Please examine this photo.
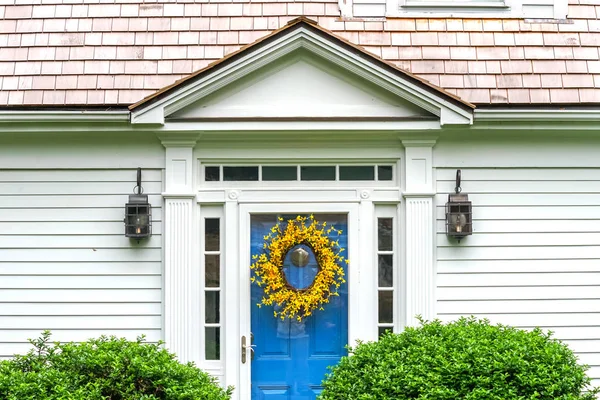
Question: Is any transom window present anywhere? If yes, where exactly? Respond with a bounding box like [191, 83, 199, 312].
[203, 165, 394, 183]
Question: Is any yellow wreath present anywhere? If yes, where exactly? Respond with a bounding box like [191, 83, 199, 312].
[250, 215, 348, 321]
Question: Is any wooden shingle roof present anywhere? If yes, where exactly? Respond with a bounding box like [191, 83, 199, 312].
[0, 0, 598, 106]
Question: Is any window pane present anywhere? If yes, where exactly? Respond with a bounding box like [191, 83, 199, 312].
[378, 218, 393, 251]
[205, 166, 220, 181]
[378, 255, 393, 287]
[205, 255, 220, 287]
[378, 327, 393, 338]
[205, 327, 220, 360]
[378, 166, 393, 181]
[262, 166, 297, 181]
[339, 166, 375, 181]
[223, 166, 259, 181]
[378, 291, 393, 323]
[205, 291, 220, 323]
[205, 218, 220, 251]
[300, 166, 336, 181]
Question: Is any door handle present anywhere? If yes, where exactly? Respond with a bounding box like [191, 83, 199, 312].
[241, 335, 256, 364]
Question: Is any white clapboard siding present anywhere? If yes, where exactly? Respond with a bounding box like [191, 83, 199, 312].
[439, 259, 600, 273]
[0, 235, 162, 248]
[0, 207, 163, 222]
[0, 194, 162, 208]
[0, 262, 161, 275]
[1, 303, 161, 316]
[0, 289, 161, 302]
[435, 165, 600, 384]
[0, 167, 163, 358]
[436, 219, 600, 233]
[0, 221, 162, 236]
[438, 299, 600, 314]
[0, 330, 162, 343]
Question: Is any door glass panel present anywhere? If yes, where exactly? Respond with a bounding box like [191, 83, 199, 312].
[251, 213, 348, 400]
[282, 244, 319, 290]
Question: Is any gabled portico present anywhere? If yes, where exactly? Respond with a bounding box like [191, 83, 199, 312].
[130, 17, 474, 400]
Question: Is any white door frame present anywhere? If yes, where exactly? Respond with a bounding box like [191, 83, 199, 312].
[234, 202, 360, 400]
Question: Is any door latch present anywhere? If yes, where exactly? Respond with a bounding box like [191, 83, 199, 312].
[241, 335, 256, 364]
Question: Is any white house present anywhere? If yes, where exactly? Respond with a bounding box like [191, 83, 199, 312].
[0, 0, 600, 398]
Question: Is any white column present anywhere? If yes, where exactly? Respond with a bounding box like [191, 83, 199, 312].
[160, 133, 200, 364]
[402, 139, 436, 326]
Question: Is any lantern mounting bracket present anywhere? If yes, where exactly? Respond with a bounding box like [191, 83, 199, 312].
[455, 169, 462, 194]
[133, 167, 144, 195]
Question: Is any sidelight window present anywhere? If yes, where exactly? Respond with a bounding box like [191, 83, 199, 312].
[203, 213, 223, 361]
[376, 207, 398, 337]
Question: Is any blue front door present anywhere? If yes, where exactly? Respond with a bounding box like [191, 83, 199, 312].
[250, 214, 348, 400]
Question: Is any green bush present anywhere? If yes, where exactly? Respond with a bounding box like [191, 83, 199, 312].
[321, 317, 599, 400]
[0, 331, 232, 400]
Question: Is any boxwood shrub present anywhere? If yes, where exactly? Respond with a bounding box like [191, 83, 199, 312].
[0, 331, 232, 400]
[321, 317, 599, 400]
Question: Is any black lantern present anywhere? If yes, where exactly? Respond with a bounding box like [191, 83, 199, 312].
[124, 168, 152, 239]
[445, 170, 472, 240]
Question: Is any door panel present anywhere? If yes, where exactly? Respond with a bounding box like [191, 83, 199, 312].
[251, 214, 348, 400]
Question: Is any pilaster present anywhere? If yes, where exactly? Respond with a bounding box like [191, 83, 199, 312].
[160, 133, 200, 363]
[402, 139, 436, 326]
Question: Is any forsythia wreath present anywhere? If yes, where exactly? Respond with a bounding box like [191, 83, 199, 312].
[250, 215, 348, 321]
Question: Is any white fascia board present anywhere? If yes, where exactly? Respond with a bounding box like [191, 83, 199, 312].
[160, 119, 442, 132]
[131, 26, 473, 126]
[0, 110, 130, 123]
[474, 108, 600, 122]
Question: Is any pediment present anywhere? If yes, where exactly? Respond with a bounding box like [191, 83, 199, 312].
[169, 54, 432, 120]
[130, 18, 473, 126]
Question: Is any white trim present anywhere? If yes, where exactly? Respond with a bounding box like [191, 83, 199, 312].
[164, 197, 200, 364]
[374, 205, 401, 334]
[161, 134, 201, 366]
[401, 139, 436, 326]
[359, 197, 377, 341]
[130, 25, 473, 126]
[0, 110, 130, 123]
[404, 197, 435, 326]
[386, 0, 524, 18]
[161, 120, 442, 132]
[199, 206, 225, 377]
[474, 109, 600, 122]
[238, 202, 360, 399]
[224, 199, 241, 397]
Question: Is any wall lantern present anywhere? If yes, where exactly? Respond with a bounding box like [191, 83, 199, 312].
[124, 167, 152, 239]
[445, 169, 472, 240]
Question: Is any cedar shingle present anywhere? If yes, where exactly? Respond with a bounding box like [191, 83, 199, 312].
[1, 1, 598, 106]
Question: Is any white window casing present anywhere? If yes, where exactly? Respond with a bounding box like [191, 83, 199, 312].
[347, 0, 567, 20]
